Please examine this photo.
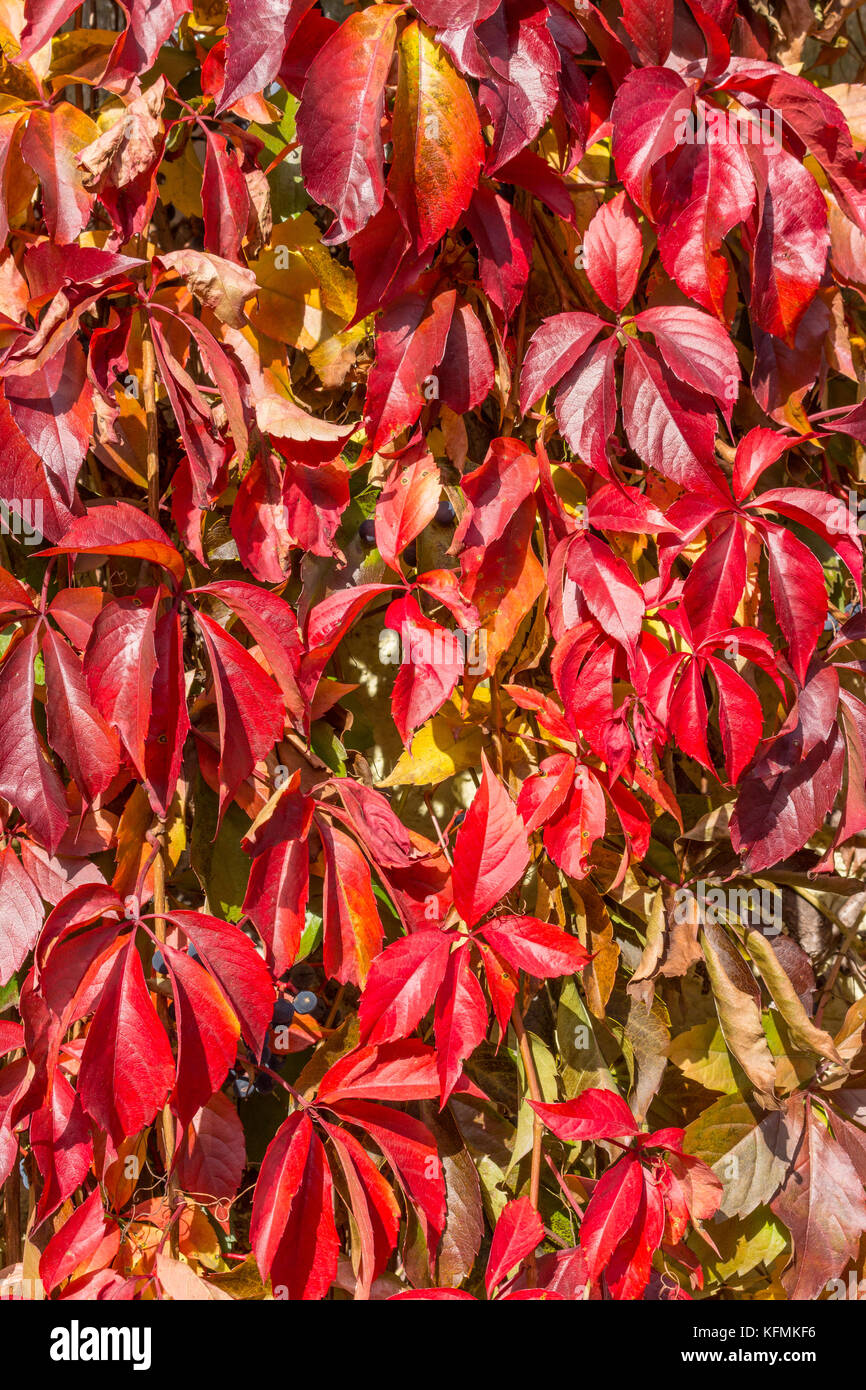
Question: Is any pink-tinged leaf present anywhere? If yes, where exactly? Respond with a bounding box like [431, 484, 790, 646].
[390, 20, 484, 253]
[464, 184, 533, 320]
[219, 0, 316, 112]
[175, 1092, 246, 1201]
[297, 5, 403, 243]
[0, 629, 69, 855]
[163, 943, 240, 1129]
[532, 1087, 640, 1142]
[78, 940, 175, 1143]
[519, 311, 606, 413]
[364, 286, 456, 453]
[250, 1111, 339, 1300]
[620, 0, 673, 65]
[453, 753, 530, 929]
[733, 427, 793, 503]
[452, 437, 538, 565]
[39, 1187, 110, 1294]
[19, 1, 83, 59]
[477, 1, 560, 171]
[166, 912, 274, 1060]
[567, 534, 645, 658]
[386, 595, 463, 747]
[579, 1154, 645, 1284]
[191, 581, 304, 727]
[21, 105, 97, 244]
[319, 822, 383, 988]
[479, 915, 591, 977]
[194, 610, 285, 816]
[40, 501, 185, 583]
[433, 944, 488, 1104]
[42, 628, 120, 804]
[621, 338, 725, 499]
[84, 595, 158, 783]
[436, 301, 495, 415]
[611, 67, 693, 213]
[656, 125, 755, 320]
[0, 843, 44, 987]
[5, 339, 93, 508]
[747, 141, 829, 344]
[486, 1196, 544, 1296]
[31, 1070, 93, 1223]
[375, 442, 441, 574]
[555, 335, 620, 477]
[582, 192, 643, 313]
[359, 929, 451, 1045]
[633, 304, 740, 414]
[764, 524, 827, 685]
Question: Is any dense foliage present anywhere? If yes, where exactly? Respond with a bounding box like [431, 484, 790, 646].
[1, 0, 866, 1302]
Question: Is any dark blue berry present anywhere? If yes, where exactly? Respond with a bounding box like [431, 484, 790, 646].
[254, 1072, 275, 1095]
[405, 541, 417, 567]
[152, 949, 165, 974]
[232, 1075, 253, 1100]
[359, 519, 376, 547]
[273, 997, 295, 1026]
[294, 990, 318, 1015]
[435, 498, 454, 526]
[188, 942, 199, 960]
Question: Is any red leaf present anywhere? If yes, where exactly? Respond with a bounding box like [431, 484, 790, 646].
[163, 942, 240, 1129]
[319, 822, 383, 988]
[480, 915, 592, 977]
[582, 192, 643, 313]
[0, 628, 69, 855]
[194, 610, 285, 816]
[579, 1153, 645, 1285]
[452, 753, 530, 928]
[0, 843, 44, 987]
[531, 1088, 640, 1142]
[78, 940, 175, 1143]
[84, 595, 158, 783]
[364, 286, 456, 453]
[386, 594, 463, 746]
[486, 1196, 544, 1296]
[219, 0, 316, 112]
[297, 5, 403, 244]
[166, 911, 274, 1060]
[359, 929, 452, 1045]
[40, 501, 185, 583]
[375, 442, 441, 574]
[250, 1111, 339, 1300]
[433, 943, 488, 1103]
[39, 1187, 110, 1294]
[43, 627, 120, 804]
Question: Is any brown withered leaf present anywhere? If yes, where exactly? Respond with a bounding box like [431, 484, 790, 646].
[701, 921, 779, 1111]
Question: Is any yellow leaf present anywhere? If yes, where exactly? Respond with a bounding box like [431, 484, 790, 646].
[249, 214, 357, 349]
[378, 712, 483, 788]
